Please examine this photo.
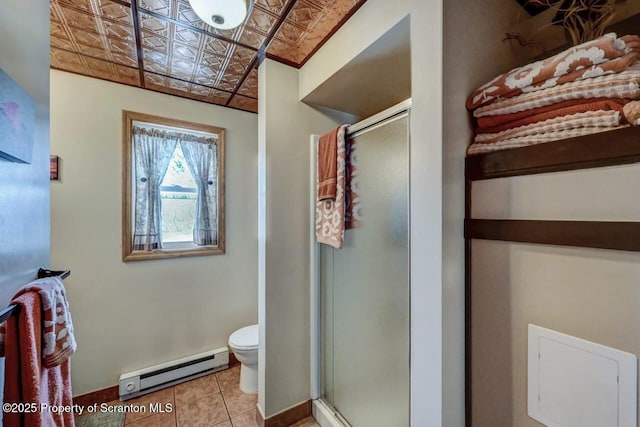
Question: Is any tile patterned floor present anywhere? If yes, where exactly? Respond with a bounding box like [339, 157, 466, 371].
[76, 365, 319, 427]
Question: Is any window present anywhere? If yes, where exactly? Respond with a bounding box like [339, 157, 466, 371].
[122, 111, 225, 261]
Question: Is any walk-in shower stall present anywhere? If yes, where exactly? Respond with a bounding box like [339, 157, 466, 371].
[310, 100, 411, 427]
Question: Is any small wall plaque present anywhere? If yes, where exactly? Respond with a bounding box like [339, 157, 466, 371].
[50, 155, 59, 180]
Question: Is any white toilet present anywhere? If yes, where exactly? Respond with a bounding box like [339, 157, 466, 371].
[228, 324, 259, 394]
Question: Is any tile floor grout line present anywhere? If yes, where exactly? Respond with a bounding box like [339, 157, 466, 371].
[172, 387, 178, 427]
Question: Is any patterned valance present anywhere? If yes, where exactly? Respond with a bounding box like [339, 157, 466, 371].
[132, 126, 218, 145]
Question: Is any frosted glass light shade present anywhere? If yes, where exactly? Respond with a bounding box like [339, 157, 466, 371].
[188, 0, 251, 30]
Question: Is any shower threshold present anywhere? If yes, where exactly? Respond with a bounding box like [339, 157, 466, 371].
[313, 399, 352, 427]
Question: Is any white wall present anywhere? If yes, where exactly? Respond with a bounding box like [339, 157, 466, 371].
[0, 0, 50, 409]
[258, 59, 352, 417]
[50, 70, 258, 395]
[298, 0, 446, 424]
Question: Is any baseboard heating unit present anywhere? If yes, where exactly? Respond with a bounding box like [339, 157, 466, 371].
[119, 347, 229, 400]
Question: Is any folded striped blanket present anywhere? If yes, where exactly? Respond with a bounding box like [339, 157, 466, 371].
[476, 98, 629, 134]
[474, 110, 622, 144]
[468, 125, 630, 155]
[467, 33, 640, 110]
[474, 63, 640, 117]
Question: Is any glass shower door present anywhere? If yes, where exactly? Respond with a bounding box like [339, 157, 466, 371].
[320, 112, 409, 426]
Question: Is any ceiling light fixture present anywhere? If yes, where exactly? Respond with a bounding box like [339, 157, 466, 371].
[188, 0, 254, 30]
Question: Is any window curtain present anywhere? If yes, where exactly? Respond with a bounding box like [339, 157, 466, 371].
[132, 127, 177, 250]
[180, 139, 218, 246]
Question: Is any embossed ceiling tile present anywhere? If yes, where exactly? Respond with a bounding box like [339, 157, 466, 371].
[82, 57, 121, 83]
[210, 90, 231, 104]
[145, 73, 167, 86]
[51, 21, 69, 40]
[51, 35, 76, 52]
[200, 52, 225, 70]
[294, 0, 362, 60]
[140, 12, 170, 37]
[306, 0, 332, 7]
[50, 3, 63, 23]
[115, 65, 141, 86]
[109, 38, 137, 57]
[51, 48, 86, 72]
[69, 29, 104, 49]
[219, 54, 248, 88]
[169, 57, 196, 78]
[145, 62, 169, 74]
[167, 78, 190, 92]
[230, 45, 256, 66]
[76, 44, 110, 60]
[51, 57, 86, 75]
[176, 0, 204, 28]
[141, 33, 169, 53]
[215, 79, 238, 92]
[194, 64, 220, 86]
[139, 0, 170, 16]
[228, 94, 258, 113]
[103, 20, 136, 41]
[172, 42, 199, 60]
[174, 25, 203, 48]
[204, 36, 230, 57]
[111, 54, 138, 68]
[266, 37, 297, 61]
[244, 5, 278, 34]
[143, 48, 169, 72]
[273, 21, 304, 44]
[237, 68, 258, 98]
[238, 27, 267, 50]
[54, 0, 93, 14]
[59, 6, 100, 33]
[98, 2, 133, 24]
[287, 0, 322, 29]
[188, 84, 211, 97]
[255, 0, 286, 15]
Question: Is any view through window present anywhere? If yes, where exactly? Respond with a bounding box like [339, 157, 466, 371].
[160, 144, 197, 243]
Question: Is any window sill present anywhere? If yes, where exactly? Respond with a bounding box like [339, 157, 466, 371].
[122, 245, 225, 262]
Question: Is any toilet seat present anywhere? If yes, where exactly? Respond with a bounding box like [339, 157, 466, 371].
[229, 324, 258, 351]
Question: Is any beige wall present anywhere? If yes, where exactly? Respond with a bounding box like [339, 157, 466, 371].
[258, 59, 352, 417]
[470, 164, 640, 427]
[472, 240, 640, 427]
[449, 3, 640, 425]
[50, 70, 258, 395]
[473, 164, 640, 221]
[0, 0, 50, 409]
[443, 1, 530, 425]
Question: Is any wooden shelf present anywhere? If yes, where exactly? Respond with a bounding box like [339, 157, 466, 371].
[466, 126, 640, 181]
[465, 219, 640, 252]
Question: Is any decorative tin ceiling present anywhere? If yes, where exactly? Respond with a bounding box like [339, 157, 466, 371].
[50, 0, 367, 113]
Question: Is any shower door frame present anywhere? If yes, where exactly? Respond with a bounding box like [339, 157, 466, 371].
[309, 99, 412, 427]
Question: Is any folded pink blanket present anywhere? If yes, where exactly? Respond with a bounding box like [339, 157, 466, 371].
[0, 277, 76, 367]
[474, 63, 640, 117]
[3, 292, 75, 427]
[467, 33, 640, 110]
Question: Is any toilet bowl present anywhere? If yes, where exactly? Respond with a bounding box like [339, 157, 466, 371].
[228, 324, 259, 394]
